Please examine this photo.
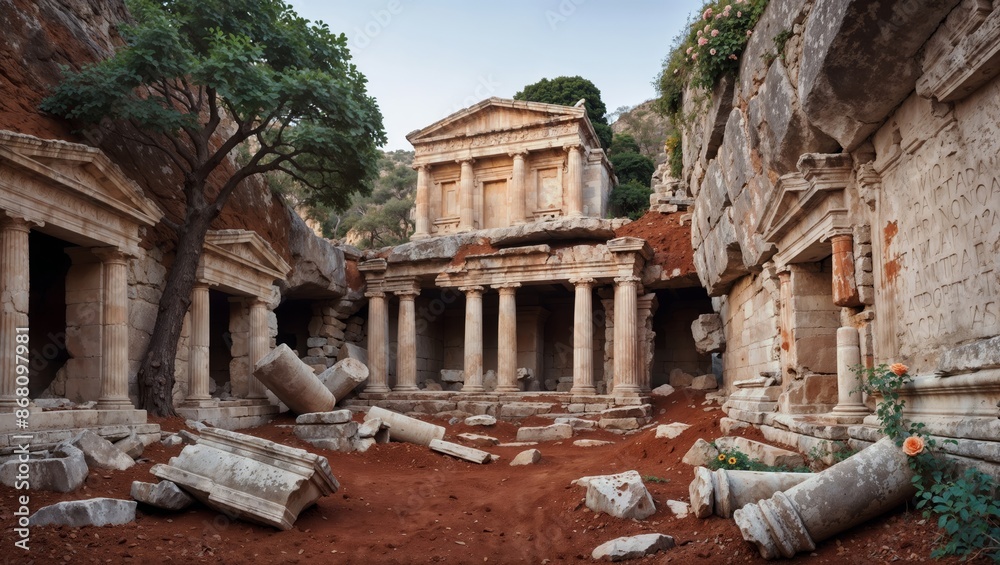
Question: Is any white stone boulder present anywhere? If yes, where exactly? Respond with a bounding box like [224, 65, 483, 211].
[114, 434, 145, 459]
[691, 374, 719, 390]
[429, 439, 493, 464]
[655, 422, 691, 439]
[681, 439, 720, 467]
[464, 415, 497, 426]
[584, 470, 656, 520]
[0, 444, 88, 493]
[591, 533, 675, 561]
[666, 499, 690, 518]
[68, 429, 135, 471]
[457, 433, 499, 447]
[131, 481, 195, 511]
[574, 439, 614, 448]
[510, 449, 542, 466]
[30, 498, 136, 527]
[555, 417, 597, 429]
[691, 313, 725, 354]
[516, 423, 573, 442]
[668, 368, 694, 387]
[650, 384, 676, 397]
[151, 427, 339, 530]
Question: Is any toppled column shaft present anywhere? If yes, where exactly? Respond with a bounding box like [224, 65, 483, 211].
[689, 467, 813, 518]
[734, 437, 915, 559]
[253, 343, 335, 414]
[366, 406, 445, 446]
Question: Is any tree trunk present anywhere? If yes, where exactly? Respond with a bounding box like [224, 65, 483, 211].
[136, 205, 215, 416]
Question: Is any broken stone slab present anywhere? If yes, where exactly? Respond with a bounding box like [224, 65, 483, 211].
[554, 417, 597, 429]
[691, 374, 719, 390]
[319, 358, 369, 403]
[515, 423, 573, 442]
[714, 436, 805, 468]
[177, 430, 200, 445]
[253, 343, 336, 415]
[735, 437, 916, 559]
[440, 369, 465, 383]
[366, 406, 444, 446]
[114, 434, 145, 459]
[681, 439, 720, 467]
[510, 448, 542, 466]
[161, 434, 184, 447]
[592, 533, 675, 561]
[131, 480, 195, 511]
[151, 427, 339, 530]
[338, 342, 368, 366]
[67, 429, 135, 471]
[668, 369, 694, 387]
[655, 422, 691, 439]
[0, 444, 88, 493]
[499, 441, 538, 447]
[297, 410, 353, 425]
[574, 439, 614, 448]
[585, 470, 656, 520]
[429, 439, 493, 464]
[601, 405, 651, 419]
[30, 498, 136, 528]
[464, 415, 497, 426]
[599, 418, 644, 431]
[719, 418, 750, 435]
[294, 421, 359, 441]
[666, 499, 690, 518]
[691, 313, 725, 354]
[357, 417, 390, 442]
[307, 438, 355, 452]
[457, 433, 499, 447]
[185, 419, 209, 432]
[689, 466, 814, 519]
[650, 384, 675, 397]
[352, 437, 377, 453]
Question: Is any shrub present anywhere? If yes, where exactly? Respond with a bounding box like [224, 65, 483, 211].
[608, 181, 652, 220]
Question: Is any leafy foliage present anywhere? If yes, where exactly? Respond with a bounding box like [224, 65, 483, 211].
[333, 150, 416, 248]
[608, 180, 652, 220]
[665, 131, 683, 178]
[514, 75, 612, 149]
[707, 445, 810, 473]
[860, 364, 1000, 562]
[609, 133, 641, 156]
[610, 151, 655, 186]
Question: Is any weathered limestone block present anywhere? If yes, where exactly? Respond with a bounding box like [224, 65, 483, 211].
[294, 422, 359, 440]
[253, 344, 335, 414]
[282, 214, 347, 297]
[655, 422, 691, 439]
[366, 406, 444, 446]
[338, 342, 368, 366]
[692, 313, 726, 354]
[457, 433, 499, 447]
[591, 533, 675, 562]
[682, 439, 720, 467]
[694, 207, 746, 296]
[30, 498, 136, 527]
[357, 417, 390, 442]
[574, 439, 614, 447]
[68, 429, 135, 471]
[691, 374, 719, 390]
[464, 415, 497, 426]
[0, 444, 88, 493]
[938, 335, 1000, 374]
[429, 439, 493, 464]
[555, 417, 597, 429]
[151, 428, 339, 530]
[319, 358, 369, 403]
[601, 405, 651, 419]
[689, 466, 813, 519]
[599, 418, 644, 431]
[131, 480, 195, 511]
[114, 434, 145, 459]
[440, 369, 465, 383]
[297, 410, 352, 425]
[666, 500, 690, 518]
[515, 423, 573, 442]
[650, 384, 675, 397]
[798, 0, 961, 149]
[668, 368, 695, 387]
[715, 436, 805, 468]
[735, 438, 916, 558]
[510, 448, 542, 466]
[584, 470, 656, 520]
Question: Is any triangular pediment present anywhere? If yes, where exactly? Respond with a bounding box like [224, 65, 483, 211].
[407, 97, 587, 144]
[0, 131, 163, 227]
[205, 229, 291, 280]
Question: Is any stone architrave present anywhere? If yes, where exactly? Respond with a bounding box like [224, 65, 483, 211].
[151, 428, 340, 530]
[253, 344, 335, 414]
[734, 437, 916, 559]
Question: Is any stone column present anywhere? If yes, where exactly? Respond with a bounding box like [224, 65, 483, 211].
[613, 276, 641, 396]
[412, 164, 431, 239]
[494, 283, 520, 393]
[777, 268, 794, 380]
[366, 291, 391, 393]
[637, 293, 658, 393]
[830, 234, 860, 307]
[565, 144, 584, 217]
[830, 326, 868, 419]
[184, 283, 215, 406]
[461, 286, 485, 393]
[458, 159, 475, 232]
[394, 288, 420, 392]
[570, 278, 596, 395]
[93, 248, 133, 409]
[0, 216, 30, 411]
[510, 151, 527, 225]
[246, 298, 269, 399]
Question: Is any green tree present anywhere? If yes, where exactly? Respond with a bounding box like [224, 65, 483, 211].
[336, 150, 417, 247]
[40, 0, 385, 415]
[609, 133, 641, 156]
[514, 75, 612, 149]
[609, 180, 652, 220]
[610, 151, 656, 186]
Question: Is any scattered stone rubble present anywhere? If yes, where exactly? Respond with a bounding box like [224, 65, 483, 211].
[429, 439, 494, 464]
[516, 423, 573, 442]
[293, 409, 389, 452]
[591, 533, 675, 561]
[30, 498, 137, 528]
[578, 470, 656, 520]
[0, 443, 88, 493]
[131, 480, 196, 511]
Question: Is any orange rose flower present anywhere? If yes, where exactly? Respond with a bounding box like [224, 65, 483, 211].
[902, 436, 925, 456]
[890, 363, 908, 376]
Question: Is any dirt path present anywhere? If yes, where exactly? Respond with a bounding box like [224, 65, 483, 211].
[0, 390, 971, 564]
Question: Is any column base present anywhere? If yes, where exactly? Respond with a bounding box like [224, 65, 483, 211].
[495, 386, 519, 393]
[182, 397, 219, 409]
[0, 397, 19, 412]
[394, 385, 419, 392]
[570, 385, 597, 395]
[613, 385, 643, 397]
[828, 405, 870, 423]
[365, 385, 392, 394]
[96, 397, 137, 410]
[462, 384, 485, 393]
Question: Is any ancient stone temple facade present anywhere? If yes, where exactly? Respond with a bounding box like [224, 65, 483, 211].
[347, 98, 712, 417]
[681, 0, 1000, 474]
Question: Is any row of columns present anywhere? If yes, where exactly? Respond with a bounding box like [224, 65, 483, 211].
[410, 144, 586, 239]
[364, 275, 644, 397]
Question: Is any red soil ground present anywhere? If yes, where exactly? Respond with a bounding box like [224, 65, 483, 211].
[0, 390, 977, 564]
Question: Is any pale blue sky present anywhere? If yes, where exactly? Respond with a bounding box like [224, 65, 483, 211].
[284, 1, 703, 150]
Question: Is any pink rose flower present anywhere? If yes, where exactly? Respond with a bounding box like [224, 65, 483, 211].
[711, 29, 720, 36]
[902, 436, 925, 456]
[703, 8, 713, 20]
[710, 48, 717, 55]
[698, 37, 709, 45]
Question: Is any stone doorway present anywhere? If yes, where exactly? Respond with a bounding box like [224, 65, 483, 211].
[28, 231, 72, 398]
[208, 289, 233, 395]
[275, 299, 311, 356]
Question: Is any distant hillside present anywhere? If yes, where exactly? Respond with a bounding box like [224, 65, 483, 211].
[610, 100, 670, 165]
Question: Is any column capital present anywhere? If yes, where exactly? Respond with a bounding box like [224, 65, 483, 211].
[412, 163, 430, 172]
[394, 288, 420, 300]
[365, 290, 386, 299]
[92, 246, 133, 263]
[456, 157, 475, 166]
[614, 275, 641, 285]
[460, 285, 485, 296]
[569, 277, 596, 286]
[563, 143, 583, 152]
[508, 149, 529, 159]
[492, 282, 521, 293]
[0, 213, 39, 232]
